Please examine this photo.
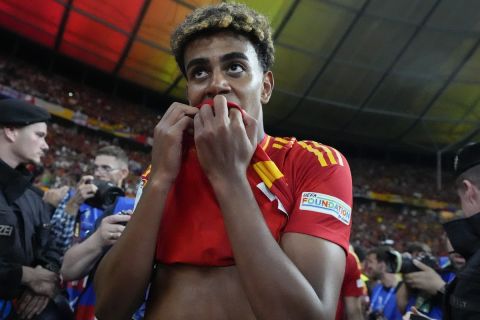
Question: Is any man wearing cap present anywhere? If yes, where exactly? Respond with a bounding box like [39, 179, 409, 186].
[0, 98, 66, 319]
[95, 3, 352, 320]
[441, 142, 480, 319]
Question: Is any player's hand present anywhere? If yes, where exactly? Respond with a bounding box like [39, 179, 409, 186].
[150, 102, 198, 183]
[21, 266, 59, 297]
[194, 95, 258, 182]
[16, 289, 50, 320]
[403, 260, 445, 295]
[93, 214, 131, 246]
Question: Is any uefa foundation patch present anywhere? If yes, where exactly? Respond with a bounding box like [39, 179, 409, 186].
[300, 192, 351, 225]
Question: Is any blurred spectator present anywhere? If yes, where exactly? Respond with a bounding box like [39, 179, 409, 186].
[336, 245, 367, 320]
[0, 53, 161, 137]
[351, 201, 445, 256]
[59, 146, 132, 320]
[364, 246, 403, 320]
[351, 157, 456, 203]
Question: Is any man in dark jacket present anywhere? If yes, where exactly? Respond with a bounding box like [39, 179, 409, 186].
[442, 142, 480, 319]
[0, 98, 63, 319]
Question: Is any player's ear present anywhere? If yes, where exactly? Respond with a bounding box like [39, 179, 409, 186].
[261, 71, 274, 104]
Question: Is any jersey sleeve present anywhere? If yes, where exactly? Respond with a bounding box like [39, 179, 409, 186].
[342, 253, 365, 297]
[283, 141, 352, 253]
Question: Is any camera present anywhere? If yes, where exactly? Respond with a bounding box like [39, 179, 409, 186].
[84, 179, 125, 209]
[385, 249, 439, 274]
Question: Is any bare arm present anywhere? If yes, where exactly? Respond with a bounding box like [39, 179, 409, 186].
[212, 176, 345, 319]
[61, 214, 130, 281]
[94, 103, 197, 320]
[195, 96, 347, 319]
[396, 282, 409, 314]
[344, 296, 365, 320]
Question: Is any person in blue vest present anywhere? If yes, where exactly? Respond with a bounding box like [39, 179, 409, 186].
[364, 246, 403, 320]
[396, 239, 465, 319]
[57, 145, 133, 320]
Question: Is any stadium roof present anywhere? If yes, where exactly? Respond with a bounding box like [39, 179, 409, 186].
[1, 0, 480, 154]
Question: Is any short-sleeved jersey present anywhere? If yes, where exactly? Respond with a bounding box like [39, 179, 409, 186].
[139, 134, 352, 266]
[274, 136, 352, 249]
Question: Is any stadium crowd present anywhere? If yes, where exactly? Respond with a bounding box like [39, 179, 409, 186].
[0, 40, 468, 320]
[1, 53, 454, 255]
[0, 53, 160, 137]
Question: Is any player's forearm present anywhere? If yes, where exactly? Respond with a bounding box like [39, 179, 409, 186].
[61, 237, 104, 281]
[94, 177, 171, 320]
[212, 176, 327, 320]
[344, 297, 365, 320]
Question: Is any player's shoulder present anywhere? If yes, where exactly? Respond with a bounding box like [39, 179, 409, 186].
[265, 136, 296, 150]
[291, 139, 349, 169]
[264, 135, 349, 169]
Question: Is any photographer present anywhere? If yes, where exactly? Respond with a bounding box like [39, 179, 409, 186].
[58, 146, 131, 319]
[0, 99, 69, 319]
[364, 246, 403, 320]
[395, 243, 445, 319]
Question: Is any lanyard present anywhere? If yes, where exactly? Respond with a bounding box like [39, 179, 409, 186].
[370, 285, 395, 312]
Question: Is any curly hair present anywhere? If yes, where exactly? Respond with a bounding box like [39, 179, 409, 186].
[171, 2, 274, 75]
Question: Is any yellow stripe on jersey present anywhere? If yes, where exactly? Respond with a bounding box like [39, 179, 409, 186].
[298, 141, 328, 167]
[274, 137, 290, 144]
[252, 160, 284, 188]
[270, 137, 294, 150]
[312, 142, 337, 165]
[261, 135, 271, 151]
[332, 147, 344, 166]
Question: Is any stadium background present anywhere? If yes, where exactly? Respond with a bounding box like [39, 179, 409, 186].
[1, 0, 479, 254]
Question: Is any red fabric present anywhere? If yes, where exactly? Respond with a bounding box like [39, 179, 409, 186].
[155, 100, 289, 266]
[196, 98, 245, 115]
[155, 135, 289, 266]
[280, 140, 352, 253]
[144, 107, 352, 266]
[335, 252, 365, 320]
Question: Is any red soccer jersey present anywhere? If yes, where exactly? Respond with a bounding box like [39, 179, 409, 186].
[138, 134, 352, 266]
[273, 137, 352, 250]
[335, 250, 366, 320]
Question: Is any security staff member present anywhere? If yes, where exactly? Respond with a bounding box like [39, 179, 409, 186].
[443, 142, 480, 319]
[0, 99, 63, 319]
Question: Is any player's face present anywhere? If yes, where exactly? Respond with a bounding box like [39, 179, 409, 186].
[183, 31, 273, 124]
[11, 122, 48, 165]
